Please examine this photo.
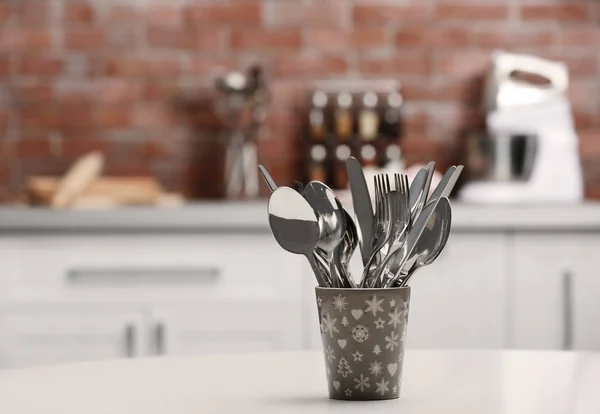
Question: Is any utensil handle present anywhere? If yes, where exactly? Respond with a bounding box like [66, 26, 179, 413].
[307, 253, 330, 287]
[562, 269, 573, 350]
[258, 165, 278, 192]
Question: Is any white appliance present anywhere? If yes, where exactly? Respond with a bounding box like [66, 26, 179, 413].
[459, 50, 584, 204]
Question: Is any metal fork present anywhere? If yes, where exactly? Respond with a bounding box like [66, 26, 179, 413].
[358, 175, 391, 288]
[373, 174, 411, 287]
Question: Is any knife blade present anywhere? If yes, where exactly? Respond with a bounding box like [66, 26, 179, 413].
[345, 157, 375, 267]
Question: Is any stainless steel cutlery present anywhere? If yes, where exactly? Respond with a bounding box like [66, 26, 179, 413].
[260, 159, 462, 288]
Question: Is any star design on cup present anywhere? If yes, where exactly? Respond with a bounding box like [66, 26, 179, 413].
[345, 388, 352, 396]
[317, 297, 323, 307]
[389, 299, 396, 308]
[374, 318, 385, 329]
[352, 351, 363, 361]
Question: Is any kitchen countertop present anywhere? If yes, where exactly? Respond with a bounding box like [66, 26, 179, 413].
[0, 350, 598, 413]
[0, 201, 599, 233]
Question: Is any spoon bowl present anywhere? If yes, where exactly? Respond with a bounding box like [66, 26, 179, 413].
[267, 186, 329, 287]
[398, 197, 452, 287]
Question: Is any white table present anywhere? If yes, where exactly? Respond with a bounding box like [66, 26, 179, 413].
[0, 350, 599, 413]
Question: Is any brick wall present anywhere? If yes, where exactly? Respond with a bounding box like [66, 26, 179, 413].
[1, 0, 599, 200]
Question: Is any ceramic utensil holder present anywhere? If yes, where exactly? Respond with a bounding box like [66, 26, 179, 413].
[315, 287, 411, 401]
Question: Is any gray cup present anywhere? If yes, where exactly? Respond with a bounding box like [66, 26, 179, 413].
[315, 287, 411, 401]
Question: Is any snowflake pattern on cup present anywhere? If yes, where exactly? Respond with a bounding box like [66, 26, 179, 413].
[315, 287, 411, 401]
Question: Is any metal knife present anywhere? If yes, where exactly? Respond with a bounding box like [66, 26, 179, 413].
[345, 157, 375, 267]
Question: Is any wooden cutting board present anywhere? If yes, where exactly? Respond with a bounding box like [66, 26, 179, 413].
[50, 152, 105, 208]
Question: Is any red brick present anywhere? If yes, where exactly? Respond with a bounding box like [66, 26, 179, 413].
[94, 106, 132, 128]
[433, 51, 491, 78]
[13, 83, 53, 103]
[144, 5, 183, 26]
[269, 0, 346, 27]
[353, 4, 432, 25]
[0, 57, 11, 77]
[17, 57, 63, 76]
[521, 3, 591, 22]
[65, 27, 107, 50]
[436, 3, 508, 20]
[185, 2, 261, 25]
[0, 29, 52, 52]
[305, 28, 388, 51]
[131, 104, 175, 127]
[15, 138, 52, 157]
[0, 4, 12, 23]
[105, 6, 137, 23]
[579, 131, 600, 157]
[544, 53, 598, 77]
[62, 138, 111, 157]
[274, 55, 347, 77]
[574, 111, 593, 130]
[17, 1, 50, 26]
[93, 79, 140, 103]
[105, 58, 182, 77]
[395, 26, 469, 48]
[188, 58, 237, 76]
[231, 28, 301, 51]
[470, 27, 557, 49]
[270, 81, 307, 107]
[142, 82, 178, 102]
[107, 26, 137, 50]
[400, 82, 433, 101]
[146, 25, 222, 51]
[53, 81, 92, 104]
[403, 111, 428, 137]
[560, 27, 600, 47]
[65, 2, 95, 23]
[358, 54, 430, 76]
[569, 80, 598, 110]
[141, 140, 173, 158]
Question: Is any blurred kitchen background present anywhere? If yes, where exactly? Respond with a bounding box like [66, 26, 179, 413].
[1, 0, 600, 370]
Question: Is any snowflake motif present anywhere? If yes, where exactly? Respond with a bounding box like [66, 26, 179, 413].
[374, 318, 385, 329]
[352, 351, 363, 361]
[385, 331, 399, 351]
[388, 307, 403, 329]
[392, 384, 398, 395]
[332, 294, 348, 312]
[317, 297, 323, 307]
[345, 388, 352, 397]
[398, 353, 404, 363]
[354, 374, 370, 391]
[375, 378, 390, 396]
[325, 345, 336, 362]
[401, 324, 408, 342]
[400, 300, 409, 316]
[365, 295, 384, 316]
[321, 313, 339, 338]
[389, 299, 396, 308]
[373, 344, 382, 355]
[369, 361, 383, 376]
[351, 325, 369, 343]
[341, 316, 349, 327]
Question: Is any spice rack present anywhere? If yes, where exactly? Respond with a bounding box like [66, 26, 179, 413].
[302, 80, 405, 190]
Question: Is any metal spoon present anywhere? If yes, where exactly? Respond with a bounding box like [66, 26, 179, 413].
[393, 196, 452, 287]
[267, 186, 330, 287]
[332, 209, 358, 288]
[303, 182, 347, 288]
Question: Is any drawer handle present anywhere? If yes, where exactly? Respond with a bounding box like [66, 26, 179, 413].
[124, 323, 136, 358]
[562, 270, 573, 350]
[154, 322, 166, 356]
[66, 267, 221, 284]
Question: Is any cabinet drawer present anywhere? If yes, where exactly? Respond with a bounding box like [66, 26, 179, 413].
[8, 234, 303, 301]
[0, 304, 143, 370]
[150, 300, 303, 356]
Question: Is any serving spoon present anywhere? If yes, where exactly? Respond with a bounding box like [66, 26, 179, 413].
[267, 186, 330, 287]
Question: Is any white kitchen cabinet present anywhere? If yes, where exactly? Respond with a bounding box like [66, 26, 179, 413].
[0, 304, 144, 369]
[148, 300, 303, 356]
[406, 233, 508, 349]
[512, 234, 600, 351]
